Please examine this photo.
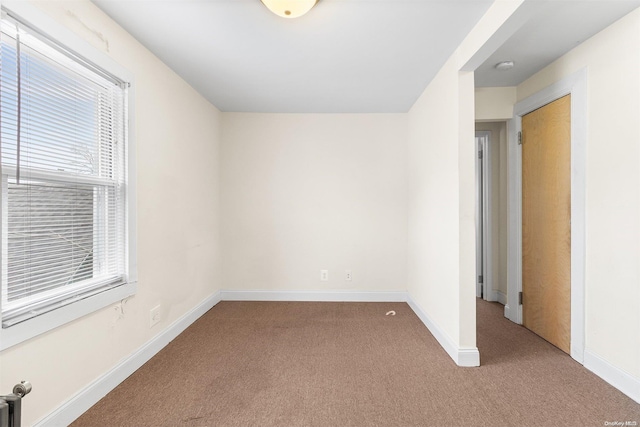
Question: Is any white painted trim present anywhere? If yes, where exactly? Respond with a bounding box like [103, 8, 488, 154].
[506, 117, 522, 325]
[406, 296, 480, 367]
[1, 1, 133, 82]
[0, 283, 136, 350]
[568, 73, 587, 365]
[584, 350, 640, 404]
[220, 290, 480, 367]
[482, 131, 494, 302]
[33, 292, 222, 427]
[508, 68, 587, 364]
[40, 290, 640, 424]
[0, 0, 138, 351]
[495, 290, 507, 306]
[36, 290, 490, 426]
[504, 303, 514, 320]
[475, 131, 494, 301]
[458, 349, 481, 367]
[220, 290, 408, 302]
[475, 133, 483, 299]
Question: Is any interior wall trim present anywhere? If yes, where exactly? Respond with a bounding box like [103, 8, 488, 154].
[219, 290, 408, 302]
[406, 296, 480, 367]
[495, 291, 507, 305]
[33, 292, 223, 427]
[43, 289, 640, 426]
[226, 290, 480, 367]
[584, 350, 640, 404]
[508, 68, 587, 364]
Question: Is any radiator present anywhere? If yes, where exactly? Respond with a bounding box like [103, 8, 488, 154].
[0, 382, 32, 427]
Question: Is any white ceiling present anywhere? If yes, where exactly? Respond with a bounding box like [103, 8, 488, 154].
[475, 0, 640, 87]
[92, 0, 493, 113]
[92, 0, 640, 113]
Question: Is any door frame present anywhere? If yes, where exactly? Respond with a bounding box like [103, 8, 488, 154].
[475, 131, 495, 301]
[506, 68, 586, 364]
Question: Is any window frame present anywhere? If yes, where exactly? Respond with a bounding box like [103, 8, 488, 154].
[0, 0, 137, 351]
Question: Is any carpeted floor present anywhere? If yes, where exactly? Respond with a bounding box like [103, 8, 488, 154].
[72, 299, 640, 427]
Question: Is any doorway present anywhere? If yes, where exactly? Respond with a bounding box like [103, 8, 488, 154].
[475, 122, 508, 306]
[475, 131, 490, 300]
[507, 69, 587, 363]
[521, 95, 571, 354]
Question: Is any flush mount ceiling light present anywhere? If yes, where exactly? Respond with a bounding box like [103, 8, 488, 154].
[494, 60, 515, 71]
[260, 0, 319, 18]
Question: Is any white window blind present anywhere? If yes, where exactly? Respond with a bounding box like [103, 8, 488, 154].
[0, 13, 129, 328]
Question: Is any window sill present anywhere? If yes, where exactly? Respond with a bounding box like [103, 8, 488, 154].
[0, 282, 136, 351]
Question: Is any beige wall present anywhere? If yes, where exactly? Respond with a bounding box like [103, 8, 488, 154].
[407, 56, 463, 344]
[406, 55, 477, 350]
[457, 69, 477, 349]
[475, 87, 517, 121]
[405, 0, 524, 356]
[3, 0, 639, 423]
[517, 9, 640, 379]
[220, 113, 408, 293]
[475, 121, 508, 298]
[0, 1, 223, 425]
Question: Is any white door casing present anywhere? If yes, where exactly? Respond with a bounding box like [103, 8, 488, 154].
[506, 68, 587, 364]
[475, 131, 494, 302]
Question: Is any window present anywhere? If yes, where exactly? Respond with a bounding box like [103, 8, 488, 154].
[0, 4, 136, 349]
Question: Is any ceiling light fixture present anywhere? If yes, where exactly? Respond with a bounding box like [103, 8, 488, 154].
[260, 0, 319, 19]
[494, 61, 515, 71]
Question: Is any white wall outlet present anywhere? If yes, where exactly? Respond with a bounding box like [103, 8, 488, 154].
[345, 270, 352, 281]
[150, 305, 161, 328]
[320, 270, 328, 281]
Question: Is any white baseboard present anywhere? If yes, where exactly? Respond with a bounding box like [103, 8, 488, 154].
[486, 290, 507, 305]
[487, 290, 498, 302]
[223, 290, 479, 367]
[584, 349, 640, 404]
[483, 290, 506, 306]
[504, 304, 514, 321]
[36, 289, 494, 426]
[34, 289, 640, 426]
[34, 291, 222, 427]
[220, 290, 408, 302]
[406, 296, 480, 367]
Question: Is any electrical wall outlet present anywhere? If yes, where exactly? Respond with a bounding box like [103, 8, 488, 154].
[320, 270, 328, 281]
[345, 270, 352, 281]
[150, 305, 161, 328]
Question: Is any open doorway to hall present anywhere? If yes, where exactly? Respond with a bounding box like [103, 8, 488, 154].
[475, 121, 508, 308]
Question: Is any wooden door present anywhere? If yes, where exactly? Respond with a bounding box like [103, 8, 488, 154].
[522, 95, 571, 354]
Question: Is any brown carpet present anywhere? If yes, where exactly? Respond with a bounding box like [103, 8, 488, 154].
[72, 299, 640, 427]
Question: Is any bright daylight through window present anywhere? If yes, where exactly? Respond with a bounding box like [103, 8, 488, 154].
[0, 10, 133, 336]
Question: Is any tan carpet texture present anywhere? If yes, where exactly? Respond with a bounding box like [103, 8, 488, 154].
[72, 300, 640, 426]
